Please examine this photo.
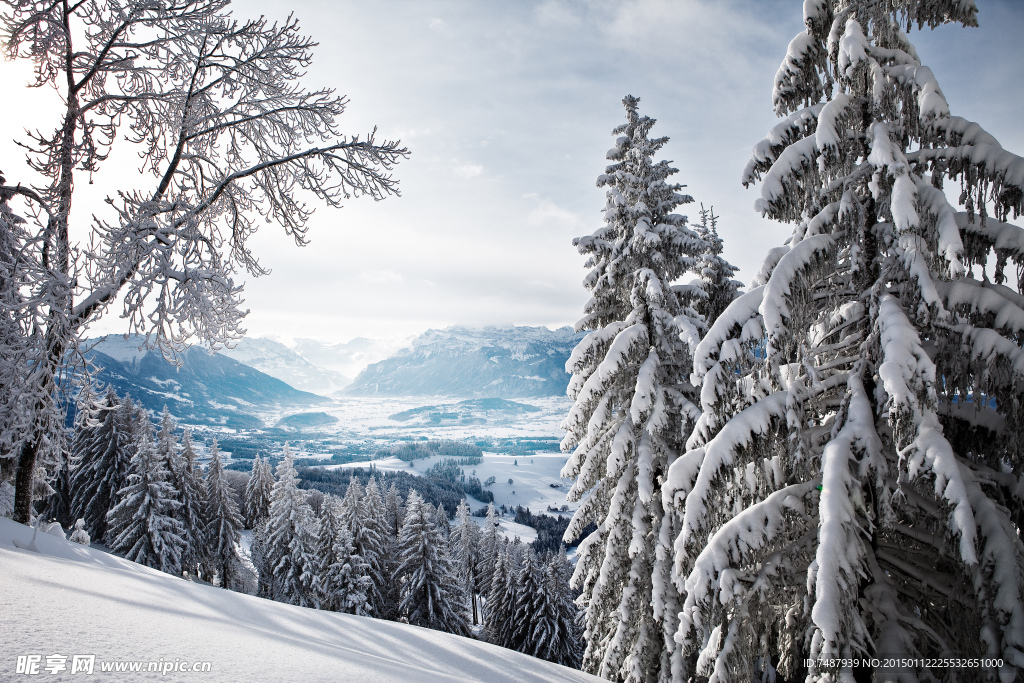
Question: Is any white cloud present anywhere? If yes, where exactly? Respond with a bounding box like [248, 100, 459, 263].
[527, 199, 582, 227]
[451, 162, 484, 179]
[428, 17, 445, 32]
[358, 270, 404, 284]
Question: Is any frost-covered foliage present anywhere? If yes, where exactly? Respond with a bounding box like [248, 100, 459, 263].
[560, 95, 706, 681]
[0, 172, 71, 525]
[395, 490, 469, 636]
[203, 440, 244, 589]
[661, 2, 1024, 681]
[105, 429, 185, 575]
[68, 518, 91, 545]
[0, 0, 408, 523]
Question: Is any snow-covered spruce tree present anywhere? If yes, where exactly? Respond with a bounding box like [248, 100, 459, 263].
[169, 426, 205, 577]
[530, 547, 584, 669]
[265, 447, 320, 607]
[323, 524, 373, 616]
[560, 95, 706, 681]
[662, 2, 1024, 680]
[452, 499, 482, 624]
[40, 381, 101, 528]
[338, 474, 364, 534]
[243, 455, 274, 529]
[511, 547, 545, 654]
[69, 388, 134, 542]
[314, 493, 344, 609]
[203, 440, 244, 589]
[690, 206, 742, 329]
[0, 1, 408, 524]
[105, 430, 185, 574]
[395, 490, 470, 635]
[484, 538, 515, 647]
[477, 501, 500, 598]
[355, 476, 391, 618]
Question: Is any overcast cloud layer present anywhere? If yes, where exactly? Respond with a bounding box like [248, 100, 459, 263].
[1, 0, 1021, 343]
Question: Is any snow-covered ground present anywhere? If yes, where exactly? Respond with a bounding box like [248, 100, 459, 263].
[257, 395, 571, 443]
[1, 518, 598, 682]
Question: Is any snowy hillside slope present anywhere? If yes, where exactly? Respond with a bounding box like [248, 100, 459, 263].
[0, 518, 598, 682]
[220, 337, 351, 395]
[345, 326, 585, 398]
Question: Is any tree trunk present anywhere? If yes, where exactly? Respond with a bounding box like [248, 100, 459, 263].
[13, 438, 37, 524]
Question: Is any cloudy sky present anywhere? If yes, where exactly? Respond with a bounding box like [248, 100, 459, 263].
[1, 0, 1022, 344]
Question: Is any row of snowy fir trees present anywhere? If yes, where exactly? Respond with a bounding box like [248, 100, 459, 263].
[39, 390, 583, 668]
[249, 450, 582, 667]
[43, 386, 245, 585]
[559, 1, 1023, 682]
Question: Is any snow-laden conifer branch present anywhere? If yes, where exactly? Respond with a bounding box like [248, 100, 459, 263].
[659, 2, 1023, 678]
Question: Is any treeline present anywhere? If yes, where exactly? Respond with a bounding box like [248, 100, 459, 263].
[297, 460, 493, 512]
[378, 439, 483, 462]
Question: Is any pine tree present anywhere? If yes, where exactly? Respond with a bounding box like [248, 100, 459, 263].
[510, 548, 544, 653]
[690, 205, 741, 329]
[355, 476, 390, 618]
[561, 95, 706, 681]
[170, 426, 206, 577]
[243, 455, 274, 529]
[395, 490, 470, 635]
[380, 480, 405, 619]
[530, 547, 583, 668]
[323, 524, 373, 616]
[41, 381, 100, 528]
[433, 502, 450, 542]
[69, 388, 134, 542]
[203, 440, 244, 589]
[105, 430, 185, 574]
[451, 499, 481, 624]
[476, 501, 500, 596]
[338, 474, 364, 534]
[314, 494, 344, 609]
[484, 539, 516, 647]
[265, 447, 320, 607]
[662, 2, 1024, 679]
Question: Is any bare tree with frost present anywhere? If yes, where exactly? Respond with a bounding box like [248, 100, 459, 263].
[661, 2, 1024, 681]
[560, 95, 705, 681]
[0, 0, 408, 524]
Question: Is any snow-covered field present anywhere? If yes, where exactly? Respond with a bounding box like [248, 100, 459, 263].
[1, 518, 598, 682]
[334, 452, 572, 519]
[261, 395, 572, 443]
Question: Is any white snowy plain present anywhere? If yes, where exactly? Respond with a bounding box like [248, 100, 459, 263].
[0, 517, 599, 682]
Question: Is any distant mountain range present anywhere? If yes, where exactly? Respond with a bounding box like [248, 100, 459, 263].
[85, 336, 324, 429]
[83, 326, 583, 423]
[344, 326, 585, 398]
